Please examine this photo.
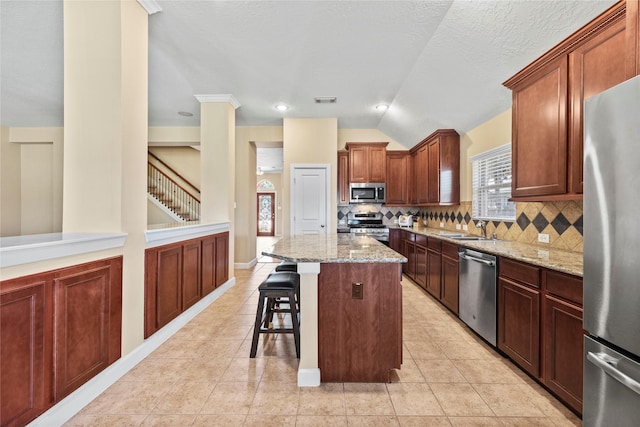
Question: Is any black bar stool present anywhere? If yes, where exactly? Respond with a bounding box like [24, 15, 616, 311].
[250, 271, 300, 358]
[275, 260, 298, 272]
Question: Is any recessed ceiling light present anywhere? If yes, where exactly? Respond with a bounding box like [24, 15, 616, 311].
[376, 104, 389, 111]
[178, 111, 194, 117]
[275, 104, 288, 111]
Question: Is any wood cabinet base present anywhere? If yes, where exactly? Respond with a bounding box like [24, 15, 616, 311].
[318, 263, 402, 382]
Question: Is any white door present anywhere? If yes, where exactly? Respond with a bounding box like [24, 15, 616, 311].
[292, 167, 328, 235]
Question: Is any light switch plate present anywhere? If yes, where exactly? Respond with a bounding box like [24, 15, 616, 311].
[462, 224, 468, 231]
[455, 224, 461, 230]
[538, 233, 550, 243]
[440, 222, 444, 228]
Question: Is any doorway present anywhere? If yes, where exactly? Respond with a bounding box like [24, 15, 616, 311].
[257, 192, 275, 236]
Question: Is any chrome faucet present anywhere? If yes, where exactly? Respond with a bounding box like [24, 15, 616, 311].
[477, 220, 487, 238]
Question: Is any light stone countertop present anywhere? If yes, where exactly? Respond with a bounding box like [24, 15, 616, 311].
[391, 225, 583, 277]
[262, 234, 407, 264]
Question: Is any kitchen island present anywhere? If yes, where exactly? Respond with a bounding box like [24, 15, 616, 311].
[262, 233, 407, 385]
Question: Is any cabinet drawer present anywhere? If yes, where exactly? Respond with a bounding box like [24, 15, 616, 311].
[415, 234, 427, 247]
[427, 237, 442, 252]
[406, 231, 415, 242]
[500, 258, 540, 288]
[441, 241, 459, 259]
[544, 270, 583, 306]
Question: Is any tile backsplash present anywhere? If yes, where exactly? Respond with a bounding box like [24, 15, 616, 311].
[337, 200, 584, 253]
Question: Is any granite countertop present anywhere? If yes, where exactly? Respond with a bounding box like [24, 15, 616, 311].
[390, 225, 583, 277]
[262, 234, 407, 264]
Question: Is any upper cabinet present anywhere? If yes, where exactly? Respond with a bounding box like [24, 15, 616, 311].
[504, 1, 633, 201]
[410, 129, 460, 206]
[385, 151, 411, 205]
[346, 142, 388, 183]
[337, 150, 350, 205]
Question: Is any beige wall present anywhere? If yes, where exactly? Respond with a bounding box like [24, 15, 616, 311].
[1, 126, 21, 236]
[459, 109, 512, 201]
[338, 128, 406, 150]
[283, 118, 338, 236]
[148, 126, 200, 145]
[234, 126, 283, 265]
[149, 146, 201, 189]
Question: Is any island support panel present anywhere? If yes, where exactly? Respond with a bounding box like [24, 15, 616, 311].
[318, 263, 402, 382]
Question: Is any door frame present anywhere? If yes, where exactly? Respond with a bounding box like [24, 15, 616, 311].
[290, 164, 331, 235]
[257, 192, 276, 236]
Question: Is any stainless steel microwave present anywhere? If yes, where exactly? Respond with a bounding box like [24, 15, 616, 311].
[349, 183, 386, 204]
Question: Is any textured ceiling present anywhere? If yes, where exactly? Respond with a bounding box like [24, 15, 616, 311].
[1, 0, 616, 148]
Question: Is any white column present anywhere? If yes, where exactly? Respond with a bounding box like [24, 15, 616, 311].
[297, 262, 321, 386]
[196, 94, 240, 273]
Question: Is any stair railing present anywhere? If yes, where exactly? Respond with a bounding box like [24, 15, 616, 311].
[148, 161, 200, 221]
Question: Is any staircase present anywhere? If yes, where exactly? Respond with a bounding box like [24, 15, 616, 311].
[148, 154, 200, 222]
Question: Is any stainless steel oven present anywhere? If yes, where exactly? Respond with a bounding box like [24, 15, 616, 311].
[347, 212, 389, 244]
[349, 183, 386, 204]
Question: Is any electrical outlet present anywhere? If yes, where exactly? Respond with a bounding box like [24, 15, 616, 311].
[462, 224, 468, 231]
[455, 224, 461, 230]
[538, 233, 550, 243]
[440, 222, 444, 228]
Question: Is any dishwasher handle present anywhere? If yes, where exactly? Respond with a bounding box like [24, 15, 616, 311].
[458, 252, 495, 267]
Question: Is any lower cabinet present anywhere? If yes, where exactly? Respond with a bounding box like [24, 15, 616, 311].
[1, 257, 123, 426]
[440, 242, 459, 314]
[425, 238, 442, 298]
[145, 232, 229, 338]
[498, 257, 584, 415]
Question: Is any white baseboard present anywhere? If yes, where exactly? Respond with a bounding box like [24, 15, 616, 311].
[235, 257, 257, 269]
[27, 277, 236, 427]
[297, 368, 321, 387]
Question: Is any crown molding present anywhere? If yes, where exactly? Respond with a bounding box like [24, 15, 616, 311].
[137, 0, 162, 15]
[194, 94, 241, 109]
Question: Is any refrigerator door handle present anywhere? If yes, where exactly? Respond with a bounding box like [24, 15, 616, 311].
[587, 351, 640, 395]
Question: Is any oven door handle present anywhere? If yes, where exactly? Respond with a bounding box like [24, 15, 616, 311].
[587, 351, 640, 396]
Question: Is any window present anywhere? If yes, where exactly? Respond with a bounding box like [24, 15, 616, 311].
[471, 144, 515, 221]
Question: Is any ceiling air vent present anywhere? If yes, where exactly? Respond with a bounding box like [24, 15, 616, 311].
[314, 97, 337, 104]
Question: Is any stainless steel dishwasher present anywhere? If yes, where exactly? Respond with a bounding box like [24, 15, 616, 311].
[458, 248, 497, 346]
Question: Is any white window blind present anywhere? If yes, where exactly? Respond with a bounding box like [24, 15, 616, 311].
[471, 144, 516, 221]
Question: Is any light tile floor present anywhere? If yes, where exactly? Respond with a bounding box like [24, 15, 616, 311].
[66, 264, 582, 427]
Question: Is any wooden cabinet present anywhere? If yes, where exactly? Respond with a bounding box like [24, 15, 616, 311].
[504, 1, 628, 200]
[145, 232, 229, 338]
[1, 257, 122, 426]
[1, 280, 50, 427]
[346, 142, 388, 183]
[440, 242, 459, 314]
[628, 0, 640, 78]
[542, 270, 584, 414]
[498, 258, 584, 415]
[410, 129, 459, 206]
[389, 228, 402, 253]
[337, 151, 349, 205]
[426, 238, 442, 299]
[414, 240, 427, 290]
[386, 151, 411, 205]
[318, 262, 402, 382]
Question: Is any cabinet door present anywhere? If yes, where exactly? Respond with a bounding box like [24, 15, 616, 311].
[498, 277, 540, 377]
[1, 281, 49, 427]
[543, 295, 583, 413]
[414, 145, 428, 204]
[511, 55, 568, 198]
[369, 146, 387, 182]
[569, 18, 627, 194]
[215, 232, 229, 287]
[155, 245, 183, 329]
[386, 153, 409, 205]
[182, 240, 201, 310]
[349, 146, 369, 183]
[427, 140, 440, 203]
[403, 240, 415, 278]
[441, 255, 459, 314]
[426, 249, 442, 299]
[414, 244, 427, 289]
[389, 228, 401, 253]
[338, 151, 350, 205]
[53, 259, 122, 400]
[201, 236, 217, 296]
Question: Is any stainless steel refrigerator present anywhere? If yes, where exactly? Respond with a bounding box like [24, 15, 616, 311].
[583, 74, 640, 426]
